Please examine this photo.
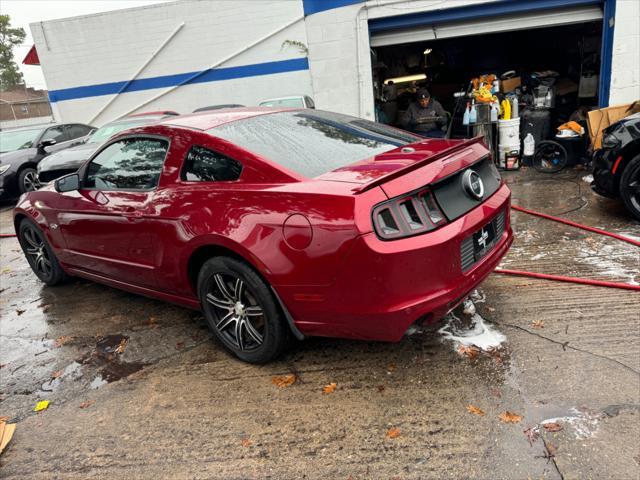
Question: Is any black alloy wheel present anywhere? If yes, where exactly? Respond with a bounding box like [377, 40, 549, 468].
[18, 219, 67, 285]
[619, 154, 640, 221]
[198, 256, 289, 363]
[18, 168, 41, 193]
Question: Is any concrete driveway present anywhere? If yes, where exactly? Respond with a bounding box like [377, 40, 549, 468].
[1, 167, 639, 479]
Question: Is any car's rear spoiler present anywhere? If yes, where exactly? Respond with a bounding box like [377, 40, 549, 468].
[352, 136, 487, 194]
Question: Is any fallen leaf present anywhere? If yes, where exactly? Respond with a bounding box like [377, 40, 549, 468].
[241, 437, 251, 448]
[499, 411, 523, 423]
[54, 336, 72, 348]
[1, 268, 12, 274]
[147, 316, 157, 328]
[532, 320, 545, 329]
[466, 404, 485, 416]
[115, 338, 128, 354]
[51, 370, 63, 379]
[0, 416, 8, 422]
[79, 400, 95, 409]
[271, 374, 296, 388]
[377, 385, 385, 392]
[322, 382, 337, 394]
[523, 426, 540, 446]
[16, 309, 25, 316]
[458, 345, 480, 359]
[33, 400, 50, 412]
[387, 363, 396, 372]
[543, 422, 563, 432]
[385, 427, 401, 439]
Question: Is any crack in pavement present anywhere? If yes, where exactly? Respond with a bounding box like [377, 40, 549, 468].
[496, 322, 640, 375]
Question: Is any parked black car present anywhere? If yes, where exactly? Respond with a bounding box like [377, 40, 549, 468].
[0, 123, 94, 197]
[591, 112, 640, 220]
[37, 114, 169, 183]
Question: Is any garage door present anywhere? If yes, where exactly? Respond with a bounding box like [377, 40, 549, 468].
[370, 5, 603, 47]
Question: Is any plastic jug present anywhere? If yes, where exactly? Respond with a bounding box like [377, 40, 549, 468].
[510, 97, 519, 119]
[523, 133, 535, 156]
[469, 101, 477, 124]
[490, 102, 499, 122]
[463, 102, 470, 126]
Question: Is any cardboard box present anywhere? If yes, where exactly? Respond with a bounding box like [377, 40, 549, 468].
[587, 103, 633, 149]
[500, 76, 521, 93]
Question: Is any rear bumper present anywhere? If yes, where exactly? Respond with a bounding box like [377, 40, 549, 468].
[279, 184, 512, 341]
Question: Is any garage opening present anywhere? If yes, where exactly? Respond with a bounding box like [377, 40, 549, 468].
[369, 6, 604, 168]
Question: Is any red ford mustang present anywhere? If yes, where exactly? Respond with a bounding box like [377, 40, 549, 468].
[14, 108, 512, 363]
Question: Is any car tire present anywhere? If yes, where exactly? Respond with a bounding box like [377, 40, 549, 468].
[619, 154, 640, 221]
[18, 219, 68, 286]
[197, 256, 290, 363]
[17, 168, 40, 194]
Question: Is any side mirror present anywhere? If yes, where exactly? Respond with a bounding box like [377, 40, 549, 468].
[38, 138, 57, 153]
[55, 173, 80, 193]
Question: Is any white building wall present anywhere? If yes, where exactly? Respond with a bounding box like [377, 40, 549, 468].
[31, 0, 638, 125]
[31, 0, 311, 126]
[609, 0, 640, 105]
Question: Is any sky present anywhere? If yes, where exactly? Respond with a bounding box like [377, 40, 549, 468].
[2, 0, 170, 90]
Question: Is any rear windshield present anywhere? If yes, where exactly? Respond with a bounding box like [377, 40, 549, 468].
[209, 110, 420, 177]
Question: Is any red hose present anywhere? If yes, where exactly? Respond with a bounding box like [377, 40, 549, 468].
[511, 204, 640, 247]
[501, 205, 640, 291]
[0, 234, 16, 238]
[494, 268, 640, 291]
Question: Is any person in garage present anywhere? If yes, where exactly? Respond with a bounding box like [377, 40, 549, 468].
[400, 88, 447, 138]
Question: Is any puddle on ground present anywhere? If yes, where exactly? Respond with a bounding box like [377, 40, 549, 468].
[40, 361, 82, 393]
[95, 334, 129, 357]
[90, 361, 146, 389]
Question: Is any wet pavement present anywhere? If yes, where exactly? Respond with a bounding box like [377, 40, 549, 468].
[1, 166, 639, 479]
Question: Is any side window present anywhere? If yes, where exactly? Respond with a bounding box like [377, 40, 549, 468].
[65, 124, 92, 140]
[181, 145, 242, 182]
[41, 126, 66, 143]
[85, 137, 169, 190]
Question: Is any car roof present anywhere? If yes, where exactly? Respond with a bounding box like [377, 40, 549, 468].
[159, 107, 294, 131]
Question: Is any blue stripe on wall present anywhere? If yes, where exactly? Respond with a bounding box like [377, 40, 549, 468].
[48, 57, 310, 103]
[302, 0, 363, 16]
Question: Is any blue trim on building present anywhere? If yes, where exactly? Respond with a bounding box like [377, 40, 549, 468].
[368, 0, 604, 33]
[48, 57, 310, 103]
[598, 0, 616, 107]
[302, 0, 362, 16]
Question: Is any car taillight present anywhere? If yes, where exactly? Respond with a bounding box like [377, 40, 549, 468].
[372, 189, 447, 240]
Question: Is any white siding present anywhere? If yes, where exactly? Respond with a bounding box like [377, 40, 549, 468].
[609, 0, 640, 105]
[32, 0, 311, 125]
[30, 0, 638, 124]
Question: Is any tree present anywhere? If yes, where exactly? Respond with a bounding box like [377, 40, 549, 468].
[0, 14, 26, 91]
